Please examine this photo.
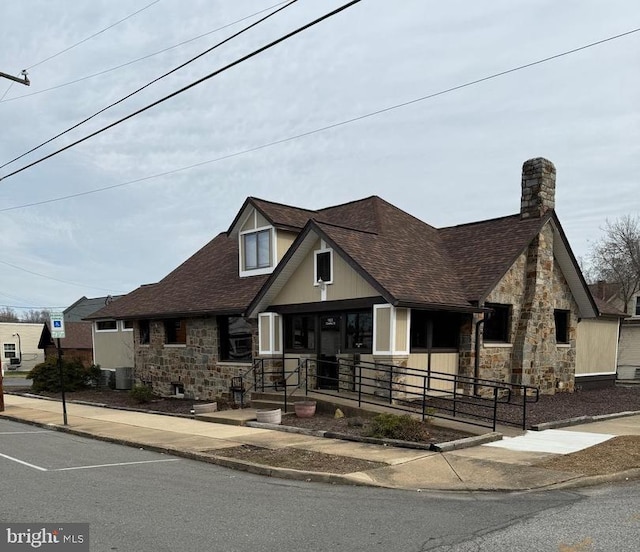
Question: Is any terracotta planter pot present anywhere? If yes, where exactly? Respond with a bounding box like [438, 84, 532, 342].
[256, 408, 281, 424]
[294, 401, 317, 418]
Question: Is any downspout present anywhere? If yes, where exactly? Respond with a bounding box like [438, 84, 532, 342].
[474, 316, 485, 396]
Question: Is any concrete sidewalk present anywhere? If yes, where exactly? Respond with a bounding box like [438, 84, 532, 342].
[1, 395, 639, 492]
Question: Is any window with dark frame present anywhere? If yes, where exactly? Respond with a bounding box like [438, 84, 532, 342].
[483, 304, 511, 343]
[96, 320, 117, 331]
[164, 319, 186, 345]
[219, 316, 253, 362]
[139, 320, 150, 344]
[243, 229, 271, 270]
[635, 297, 640, 316]
[315, 250, 331, 283]
[410, 310, 460, 351]
[3, 343, 16, 358]
[122, 320, 134, 330]
[284, 315, 316, 352]
[344, 311, 373, 352]
[554, 309, 570, 344]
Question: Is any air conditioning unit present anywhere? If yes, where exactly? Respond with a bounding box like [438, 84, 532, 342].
[115, 367, 134, 390]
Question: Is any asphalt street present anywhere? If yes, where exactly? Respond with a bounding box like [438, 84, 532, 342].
[2, 417, 639, 551]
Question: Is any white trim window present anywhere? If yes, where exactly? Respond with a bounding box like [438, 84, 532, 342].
[96, 320, 118, 332]
[240, 227, 273, 276]
[314, 246, 333, 286]
[121, 320, 134, 332]
[3, 343, 17, 359]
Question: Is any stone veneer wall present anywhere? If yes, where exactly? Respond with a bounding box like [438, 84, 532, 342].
[133, 317, 258, 400]
[459, 222, 578, 395]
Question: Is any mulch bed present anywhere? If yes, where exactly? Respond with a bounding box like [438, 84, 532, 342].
[212, 445, 386, 474]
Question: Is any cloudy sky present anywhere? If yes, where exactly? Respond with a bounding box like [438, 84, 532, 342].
[1, 0, 639, 314]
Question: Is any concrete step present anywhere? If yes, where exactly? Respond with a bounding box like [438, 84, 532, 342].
[251, 399, 294, 412]
[194, 408, 258, 426]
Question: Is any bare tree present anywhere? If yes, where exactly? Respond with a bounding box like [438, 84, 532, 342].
[20, 309, 50, 323]
[0, 307, 19, 322]
[588, 215, 640, 313]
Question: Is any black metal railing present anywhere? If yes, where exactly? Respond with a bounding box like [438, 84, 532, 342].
[301, 358, 539, 431]
[231, 357, 304, 413]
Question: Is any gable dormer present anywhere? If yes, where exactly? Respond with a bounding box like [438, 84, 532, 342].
[232, 203, 299, 278]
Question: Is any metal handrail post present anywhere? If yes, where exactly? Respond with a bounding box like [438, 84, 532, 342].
[493, 387, 499, 431]
[521, 385, 527, 430]
[305, 359, 309, 395]
[357, 364, 362, 407]
[421, 374, 427, 421]
[453, 375, 457, 417]
[389, 365, 393, 404]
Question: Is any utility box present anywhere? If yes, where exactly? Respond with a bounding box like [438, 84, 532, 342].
[115, 367, 133, 390]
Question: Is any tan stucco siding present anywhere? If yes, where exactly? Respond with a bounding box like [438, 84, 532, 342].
[375, 306, 391, 352]
[575, 318, 618, 375]
[407, 353, 458, 392]
[260, 315, 271, 352]
[617, 324, 640, 367]
[94, 327, 134, 369]
[276, 230, 297, 264]
[271, 239, 379, 305]
[395, 308, 408, 352]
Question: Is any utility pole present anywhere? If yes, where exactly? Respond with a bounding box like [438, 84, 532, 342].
[0, 70, 30, 86]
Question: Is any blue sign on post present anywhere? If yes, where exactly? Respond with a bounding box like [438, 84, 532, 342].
[49, 312, 66, 339]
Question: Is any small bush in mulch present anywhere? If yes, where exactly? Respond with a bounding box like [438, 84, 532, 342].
[129, 385, 156, 404]
[366, 413, 432, 442]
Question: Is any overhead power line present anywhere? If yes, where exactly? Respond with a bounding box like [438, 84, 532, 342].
[27, 0, 161, 70]
[0, 0, 160, 102]
[0, 0, 361, 183]
[1, 24, 637, 210]
[0, 259, 124, 293]
[0, 0, 298, 170]
[0, 1, 290, 105]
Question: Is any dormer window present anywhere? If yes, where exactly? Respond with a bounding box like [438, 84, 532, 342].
[243, 229, 271, 270]
[240, 227, 273, 276]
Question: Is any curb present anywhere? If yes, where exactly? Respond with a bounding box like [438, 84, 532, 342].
[531, 410, 640, 431]
[246, 421, 501, 451]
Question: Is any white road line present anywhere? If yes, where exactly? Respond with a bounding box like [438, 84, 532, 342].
[55, 459, 179, 471]
[0, 452, 48, 471]
[0, 431, 52, 435]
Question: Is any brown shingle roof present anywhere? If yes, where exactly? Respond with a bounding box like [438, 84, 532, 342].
[40, 321, 93, 349]
[90, 195, 571, 320]
[88, 233, 268, 320]
[439, 214, 548, 302]
[314, 197, 471, 308]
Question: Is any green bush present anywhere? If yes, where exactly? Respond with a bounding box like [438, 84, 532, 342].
[28, 358, 101, 393]
[129, 385, 155, 403]
[366, 413, 431, 442]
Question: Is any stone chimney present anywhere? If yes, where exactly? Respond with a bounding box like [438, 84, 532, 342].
[520, 157, 556, 219]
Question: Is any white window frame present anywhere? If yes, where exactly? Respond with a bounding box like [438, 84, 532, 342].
[3, 343, 17, 359]
[121, 320, 134, 332]
[239, 225, 275, 277]
[258, 312, 283, 355]
[95, 320, 118, 332]
[313, 243, 334, 286]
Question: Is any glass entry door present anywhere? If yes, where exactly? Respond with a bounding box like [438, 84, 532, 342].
[318, 315, 340, 389]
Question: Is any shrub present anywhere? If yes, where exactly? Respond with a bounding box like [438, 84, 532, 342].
[366, 413, 431, 442]
[28, 358, 101, 393]
[129, 385, 155, 403]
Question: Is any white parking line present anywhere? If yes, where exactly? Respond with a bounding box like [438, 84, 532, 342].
[0, 452, 47, 471]
[55, 459, 180, 471]
[0, 431, 52, 435]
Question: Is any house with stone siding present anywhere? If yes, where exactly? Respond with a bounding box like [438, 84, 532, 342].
[87, 157, 618, 400]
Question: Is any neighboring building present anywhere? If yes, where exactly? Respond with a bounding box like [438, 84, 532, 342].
[39, 321, 94, 367]
[88, 158, 617, 400]
[0, 322, 44, 373]
[590, 281, 639, 380]
[37, 296, 134, 370]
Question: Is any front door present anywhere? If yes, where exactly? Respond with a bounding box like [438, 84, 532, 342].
[318, 315, 340, 389]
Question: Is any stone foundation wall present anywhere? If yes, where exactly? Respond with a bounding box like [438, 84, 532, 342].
[133, 317, 257, 400]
